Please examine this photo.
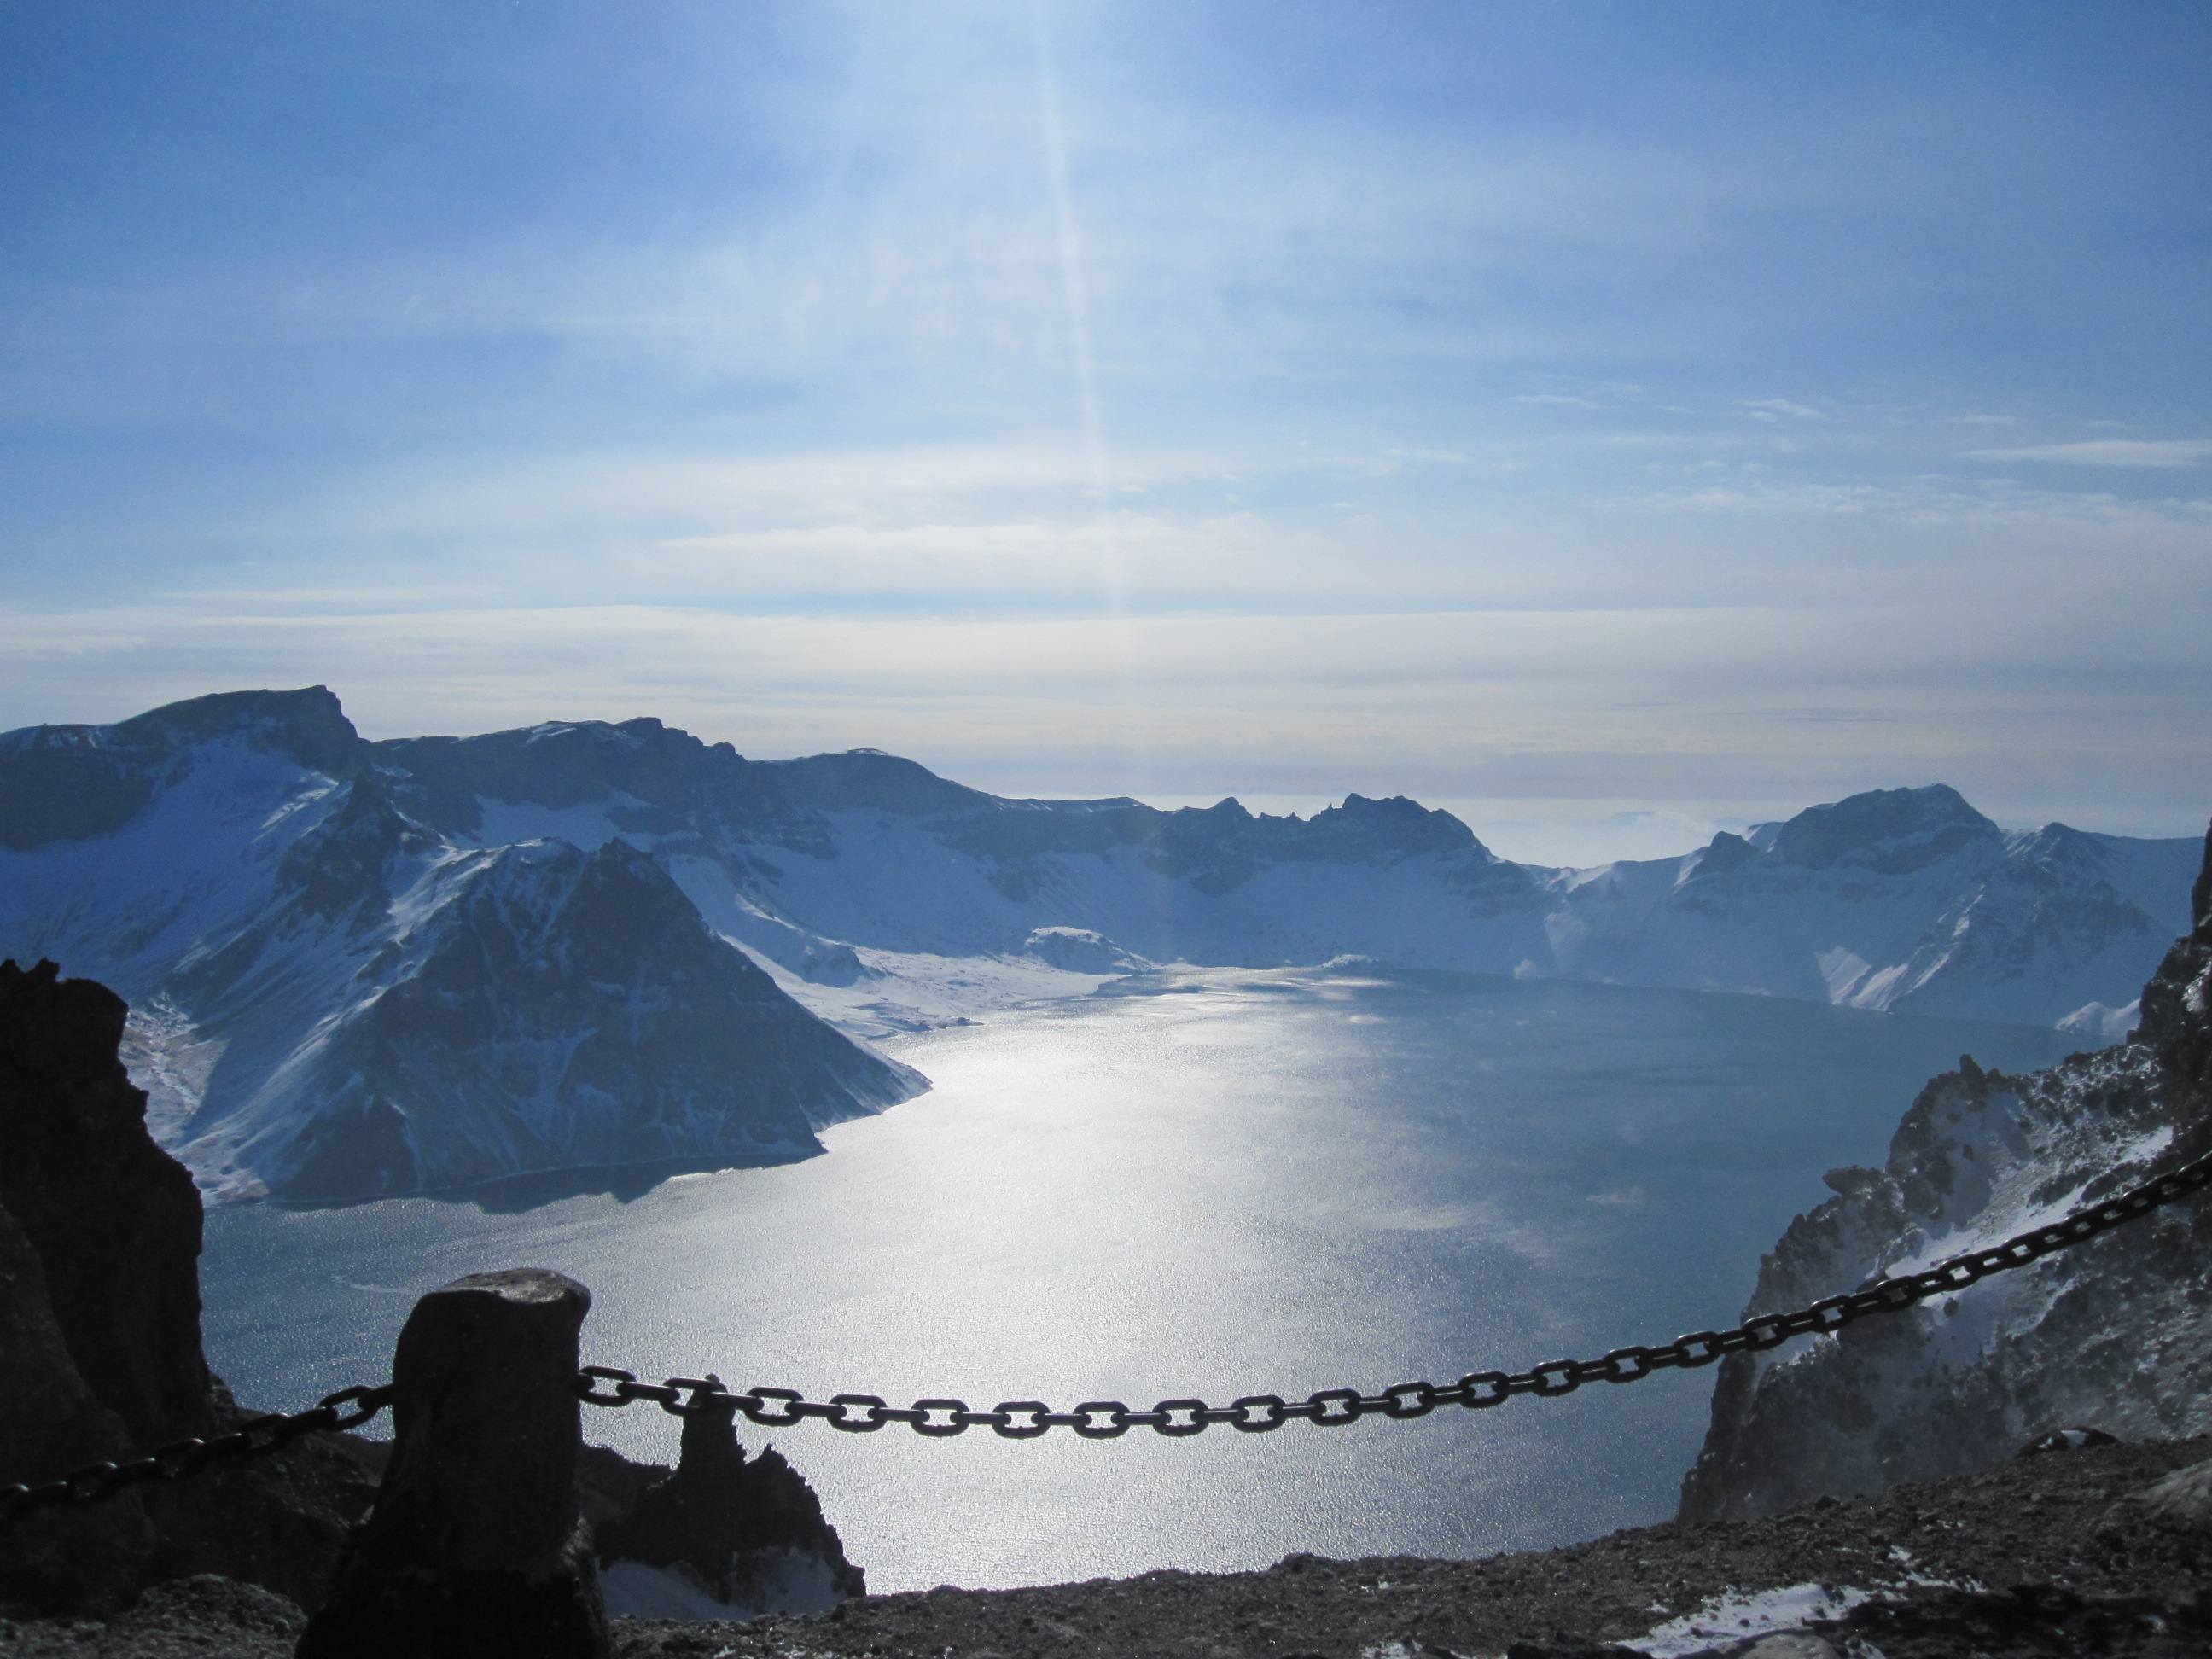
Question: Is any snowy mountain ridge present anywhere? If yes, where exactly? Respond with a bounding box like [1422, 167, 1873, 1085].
[362, 696, 2195, 1037]
[0, 687, 2198, 1200]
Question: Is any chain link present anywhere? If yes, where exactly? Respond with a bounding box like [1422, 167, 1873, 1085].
[0, 1385, 394, 1525]
[576, 1144, 2212, 1441]
[9, 1144, 2206, 1517]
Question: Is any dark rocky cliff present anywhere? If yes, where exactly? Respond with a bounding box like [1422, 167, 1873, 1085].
[0, 959, 380, 1613]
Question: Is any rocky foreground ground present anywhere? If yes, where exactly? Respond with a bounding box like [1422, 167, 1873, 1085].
[9, 1433, 2207, 1659]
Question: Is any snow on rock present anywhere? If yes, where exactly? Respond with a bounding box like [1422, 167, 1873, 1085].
[1679, 820, 2212, 1523]
[2058, 998, 2140, 1043]
[1020, 926, 1148, 974]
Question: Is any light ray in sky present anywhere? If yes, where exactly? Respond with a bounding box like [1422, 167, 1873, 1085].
[1, 2, 2208, 856]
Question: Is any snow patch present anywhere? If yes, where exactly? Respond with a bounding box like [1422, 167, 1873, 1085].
[1625, 1581, 1872, 1655]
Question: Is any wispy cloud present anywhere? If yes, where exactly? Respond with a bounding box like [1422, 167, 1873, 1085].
[1965, 439, 2212, 469]
[1738, 398, 1825, 422]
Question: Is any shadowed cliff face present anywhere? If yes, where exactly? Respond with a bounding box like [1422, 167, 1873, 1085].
[0, 959, 214, 1447]
[0, 960, 379, 1615]
[1679, 819, 2212, 1524]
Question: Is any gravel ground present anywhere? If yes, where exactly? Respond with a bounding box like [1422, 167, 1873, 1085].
[619, 1435, 2211, 1659]
[6, 1435, 2206, 1658]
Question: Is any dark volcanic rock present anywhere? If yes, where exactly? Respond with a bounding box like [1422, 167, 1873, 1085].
[300, 1269, 610, 1659]
[597, 1435, 2211, 1659]
[0, 1199, 156, 1611]
[0, 958, 213, 1447]
[597, 1381, 864, 1612]
[9, 1433, 2210, 1657]
[0, 960, 379, 1615]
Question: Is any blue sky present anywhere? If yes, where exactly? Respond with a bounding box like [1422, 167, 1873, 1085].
[3, 1, 2208, 859]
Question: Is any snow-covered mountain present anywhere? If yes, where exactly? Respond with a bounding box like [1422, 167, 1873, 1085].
[1678, 821, 2212, 1522]
[361, 701, 2194, 1036]
[0, 690, 923, 1202]
[0, 686, 2197, 1198]
[1547, 787, 2194, 1032]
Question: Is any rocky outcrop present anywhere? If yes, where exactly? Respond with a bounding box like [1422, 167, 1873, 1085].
[1679, 819, 2212, 1524]
[1021, 926, 1147, 974]
[300, 1271, 611, 1659]
[0, 959, 379, 1614]
[596, 1382, 864, 1618]
[0, 960, 215, 1446]
[0, 1197, 159, 1611]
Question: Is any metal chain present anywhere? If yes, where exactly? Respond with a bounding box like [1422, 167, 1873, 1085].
[578, 1145, 2212, 1440]
[0, 1386, 393, 1525]
[9, 1144, 2208, 1520]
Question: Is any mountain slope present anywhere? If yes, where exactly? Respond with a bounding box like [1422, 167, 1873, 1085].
[0, 690, 924, 1202]
[1678, 819, 2212, 1522]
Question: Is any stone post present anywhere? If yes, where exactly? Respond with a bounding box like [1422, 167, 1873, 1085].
[295, 1269, 609, 1659]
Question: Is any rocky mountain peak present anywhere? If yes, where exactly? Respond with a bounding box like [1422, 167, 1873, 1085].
[752, 749, 983, 816]
[1, 687, 364, 851]
[1307, 792, 1481, 859]
[1769, 783, 2000, 873]
[1690, 830, 1758, 877]
[111, 686, 363, 776]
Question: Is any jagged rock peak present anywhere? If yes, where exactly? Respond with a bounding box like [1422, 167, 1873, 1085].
[595, 1382, 864, 1613]
[1691, 830, 1758, 876]
[2135, 815, 2212, 1087]
[1770, 783, 1999, 872]
[276, 768, 434, 921]
[1308, 792, 1483, 856]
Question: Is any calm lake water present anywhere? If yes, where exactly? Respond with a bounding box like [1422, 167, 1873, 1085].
[201, 968, 2076, 1592]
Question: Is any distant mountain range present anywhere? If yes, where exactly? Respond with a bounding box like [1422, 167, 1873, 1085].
[1, 687, 2197, 1201]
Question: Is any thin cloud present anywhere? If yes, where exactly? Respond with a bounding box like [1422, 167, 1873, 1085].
[1965, 439, 2212, 469]
[1738, 399, 1825, 422]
